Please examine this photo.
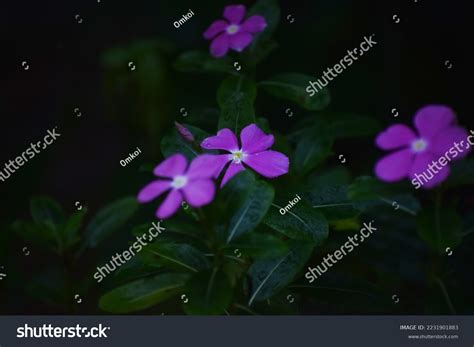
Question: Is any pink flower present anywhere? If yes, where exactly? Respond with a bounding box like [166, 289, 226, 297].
[201, 123, 289, 186]
[374, 105, 470, 188]
[137, 154, 221, 219]
[203, 4, 267, 58]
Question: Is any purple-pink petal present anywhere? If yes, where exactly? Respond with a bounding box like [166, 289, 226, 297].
[187, 154, 228, 179]
[375, 124, 416, 150]
[221, 161, 246, 187]
[203, 19, 229, 40]
[422, 165, 451, 188]
[229, 32, 253, 52]
[153, 153, 187, 178]
[156, 189, 183, 219]
[210, 33, 230, 58]
[243, 150, 289, 178]
[240, 123, 274, 154]
[375, 149, 414, 182]
[430, 126, 470, 159]
[201, 128, 239, 152]
[409, 152, 449, 188]
[137, 180, 171, 203]
[182, 179, 215, 207]
[223, 4, 246, 24]
[241, 15, 267, 33]
[414, 105, 456, 140]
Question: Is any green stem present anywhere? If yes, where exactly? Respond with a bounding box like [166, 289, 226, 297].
[434, 276, 456, 314]
[434, 190, 442, 254]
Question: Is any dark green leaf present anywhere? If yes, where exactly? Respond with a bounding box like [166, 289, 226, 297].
[445, 158, 474, 187]
[174, 50, 235, 74]
[217, 76, 256, 134]
[140, 242, 210, 273]
[348, 176, 421, 215]
[324, 113, 382, 139]
[248, 240, 313, 305]
[264, 200, 328, 245]
[30, 196, 65, 229]
[293, 132, 333, 174]
[225, 232, 288, 259]
[99, 273, 189, 313]
[11, 221, 58, 251]
[416, 207, 463, 254]
[183, 268, 233, 315]
[219, 171, 274, 243]
[84, 197, 138, 248]
[306, 168, 359, 221]
[260, 73, 330, 111]
[61, 209, 87, 249]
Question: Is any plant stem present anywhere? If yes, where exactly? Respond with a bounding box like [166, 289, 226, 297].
[434, 189, 442, 254]
[434, 276, 456, 314]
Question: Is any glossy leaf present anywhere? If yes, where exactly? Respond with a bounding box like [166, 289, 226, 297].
[83, 197, 139, 248]
[99, 273, 189, 313]
[217, 76, 257, 134]
[260, 73, 330, 111]
[248, 240, 313, 305]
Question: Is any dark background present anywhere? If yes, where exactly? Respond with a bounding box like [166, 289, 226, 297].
[0, 0, 471, 314]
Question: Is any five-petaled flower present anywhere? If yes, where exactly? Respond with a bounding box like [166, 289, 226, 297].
[137, 154, 221, 219]
[203, 4, 267, 58]
[201, 123, 289, 186]
[374, 105, 470, 188]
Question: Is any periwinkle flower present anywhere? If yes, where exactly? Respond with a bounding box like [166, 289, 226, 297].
[137, 154, 221, 219]
[203, 4, 267, 58]
[201, 123, 289, 186]
[375, 105, 470, 188]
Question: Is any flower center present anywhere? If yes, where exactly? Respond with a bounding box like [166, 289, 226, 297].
[226, 24, 240, 35]
[230, 149, 246, 164]
[171, 175, 188, 189]
[411, 138, 428, 153]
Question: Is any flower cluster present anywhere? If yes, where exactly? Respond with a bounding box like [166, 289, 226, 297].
[138, 124, 289, 219]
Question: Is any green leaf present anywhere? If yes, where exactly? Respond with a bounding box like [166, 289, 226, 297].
[264, 200, 328, 245]
[416, 207, 463, 255]
[445, 158, 474, 187]
[248, 240, 313, 305]
[11, 221, 58, 251]
[99, 273, 189, 313]
[324, 113, 382, 139]
[30, 196, 65, 229]
[293, 131, 333, 174]
[306, 168, 359, 221]
[348, 176, 421, 215]
[217, 76, 257, 134]
[61, 209, 87, 249]
[183, 268, 233, 315]
[260, 73, 330, 111]
[218, 172, 275, 243]
[161, 124, 212, 161]
[174, 50, 235, 74]
[84, 197, 138, 248]
[140, 242, 210, 273]
[225, 232, 288, 259]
